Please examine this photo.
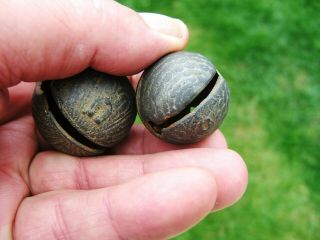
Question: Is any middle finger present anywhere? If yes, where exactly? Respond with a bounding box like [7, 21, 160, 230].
[29, 147, 247, 211]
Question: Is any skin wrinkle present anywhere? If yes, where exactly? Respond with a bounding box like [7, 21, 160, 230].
[0, 119, 33, 238]
[88, 45, 99, 68]
[83, 2, 116, 68]
[6, 7, 42, 84]
[90, 0, 110, 27]
[0, 174, 29, 239]
[20, 140, 37, 188]
[0, 85, 7, 112]
[0, 44, 19, 89]
[43, 2, 96, 75]
[21, 123, 38, 177]
[0, 3, 15, 88]
[28, 153, 49, 194]
[34, 0, 86, 34]
[0, 167, 29, 198]
[11, 188, 31, 237]
[77, 158, 91, 190]
[42, 1, 85, 78]
[1, 123, 30, 162]
[103, 193, 126, 240]
[140, 155, 147, 178]
[53, 199, 72, 240]
[0, 168, 14, 181]
[85, 1, 118, 70]
[51, 10, 73, 33]
[141, 127, 147, 155]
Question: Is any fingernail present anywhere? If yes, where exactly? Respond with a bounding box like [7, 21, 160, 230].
[140, 13, 189, 41]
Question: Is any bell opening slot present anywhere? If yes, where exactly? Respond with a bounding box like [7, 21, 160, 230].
[149, 72, 219, 134]
[41, 81, 105, 150]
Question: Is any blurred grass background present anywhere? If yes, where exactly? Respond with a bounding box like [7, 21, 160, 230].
[119, 0, 320, 239]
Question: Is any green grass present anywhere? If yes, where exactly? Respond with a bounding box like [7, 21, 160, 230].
[120, 0, 320, 239]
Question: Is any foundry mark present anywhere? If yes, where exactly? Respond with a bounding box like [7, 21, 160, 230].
[82, 98, 112, 124]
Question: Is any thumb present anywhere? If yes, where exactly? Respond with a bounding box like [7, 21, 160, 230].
[0, 0, 188, 88]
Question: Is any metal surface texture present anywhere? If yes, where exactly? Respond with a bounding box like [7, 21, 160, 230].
[137, 51, 229, 144]
[32, 68, 137, 156]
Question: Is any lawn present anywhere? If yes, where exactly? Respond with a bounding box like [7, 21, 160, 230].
[119, 0, 320, 239]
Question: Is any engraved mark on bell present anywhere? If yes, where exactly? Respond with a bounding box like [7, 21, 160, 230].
[83, 98, 113, 124]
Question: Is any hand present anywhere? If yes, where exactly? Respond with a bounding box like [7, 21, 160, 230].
[0, 1, 248, 239]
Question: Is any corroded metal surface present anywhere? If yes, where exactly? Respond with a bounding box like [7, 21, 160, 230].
[136, 51, 230, 144]
[32, 68, 137, 156]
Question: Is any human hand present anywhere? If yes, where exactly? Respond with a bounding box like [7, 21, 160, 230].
[0, 1, 248, 239]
